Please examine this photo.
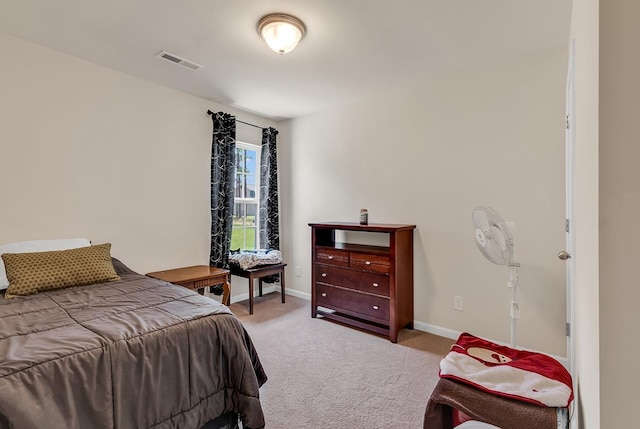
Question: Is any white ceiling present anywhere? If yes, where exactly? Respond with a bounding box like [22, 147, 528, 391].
[0, 0, 572, 121]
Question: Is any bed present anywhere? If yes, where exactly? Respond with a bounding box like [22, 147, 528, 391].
[0, 256, 266, 429]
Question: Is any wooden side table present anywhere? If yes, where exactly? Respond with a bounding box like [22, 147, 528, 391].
[230, 263, 287, 315]
[146, 265, 231, 306]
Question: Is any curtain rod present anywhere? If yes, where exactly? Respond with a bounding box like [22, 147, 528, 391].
[237, 120, 263, 130]
[207, 110, 263, 130]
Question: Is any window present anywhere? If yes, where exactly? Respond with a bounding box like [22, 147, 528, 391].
[232, 142, 261, 250]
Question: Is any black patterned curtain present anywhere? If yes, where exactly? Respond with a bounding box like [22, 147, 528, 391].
[259, 127, 280, 250]
[209, 111, 236, 269]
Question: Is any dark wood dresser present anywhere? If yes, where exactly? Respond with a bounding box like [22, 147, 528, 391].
[309, 222, 416, 343]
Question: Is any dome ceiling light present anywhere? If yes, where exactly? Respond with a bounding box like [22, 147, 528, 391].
[257, 13, 306, 55]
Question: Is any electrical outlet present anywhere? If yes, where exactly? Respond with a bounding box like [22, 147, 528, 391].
[295, 266, 301, 277]
[454, 296, 464, 311]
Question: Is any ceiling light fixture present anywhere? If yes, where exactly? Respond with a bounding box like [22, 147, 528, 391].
[257, 13, 306, 55]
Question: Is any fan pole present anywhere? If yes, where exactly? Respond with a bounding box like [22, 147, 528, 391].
[510, 282, 517, 348]
[508, 264, 520, 348]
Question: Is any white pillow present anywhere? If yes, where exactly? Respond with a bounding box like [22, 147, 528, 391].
[0, 238, 91, 290]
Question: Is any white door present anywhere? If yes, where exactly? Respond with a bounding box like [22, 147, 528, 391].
[565, 39, 577, 428]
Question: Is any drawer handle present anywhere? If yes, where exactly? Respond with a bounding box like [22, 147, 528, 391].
[365, 261, 371, 265]
[372, 283, 379, 287]
[321, 273, 327, 277]
[321, 293, 327, 297]
[328, 255, 334, 260]
[372, 305, 379, 310]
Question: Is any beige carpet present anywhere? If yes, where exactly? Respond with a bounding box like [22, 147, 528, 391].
[230, 293, 455, 429]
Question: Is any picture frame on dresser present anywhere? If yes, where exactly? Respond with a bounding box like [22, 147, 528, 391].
[309, 222, 416, 343]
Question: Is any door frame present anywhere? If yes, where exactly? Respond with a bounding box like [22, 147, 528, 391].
[566, 38, 578, 428]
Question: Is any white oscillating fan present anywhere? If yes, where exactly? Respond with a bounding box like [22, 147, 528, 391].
[472, 206, 520, 347]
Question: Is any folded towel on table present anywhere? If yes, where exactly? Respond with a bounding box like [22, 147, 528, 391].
[229, 249, 283, 271]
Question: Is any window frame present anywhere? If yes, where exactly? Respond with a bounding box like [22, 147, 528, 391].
[232, 141, 261, 251]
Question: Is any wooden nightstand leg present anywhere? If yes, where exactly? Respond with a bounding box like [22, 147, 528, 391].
[222, 277, 231, 306]
[249, 275, 254, 315]
[258, 278, 263, 297]
[280, 269, 286, 303]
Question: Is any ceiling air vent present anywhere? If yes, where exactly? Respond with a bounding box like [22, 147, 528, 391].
[156, 51, 204, 71]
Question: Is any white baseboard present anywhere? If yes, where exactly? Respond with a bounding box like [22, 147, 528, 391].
[229, 285, 278, 304]
[283, 288, 311, 300]
[413, 320, 568, 367]
[413, 320, 461, 341]
[225, 288, 568, 367]
[228, 285, 312, 304]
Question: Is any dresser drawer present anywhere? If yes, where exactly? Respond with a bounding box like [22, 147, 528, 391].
[315, 264, 389, 296]
[350, 252, 390, 274]
[316, 283, 390, 323]
[316, 248, 349, 267]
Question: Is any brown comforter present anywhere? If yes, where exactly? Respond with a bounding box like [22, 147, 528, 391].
[0, 260, 266, 429]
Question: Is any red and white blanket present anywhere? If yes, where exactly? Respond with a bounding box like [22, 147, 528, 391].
[439, 332, 573, 407]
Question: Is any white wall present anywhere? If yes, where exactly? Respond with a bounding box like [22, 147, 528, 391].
[0, 34, 273, 275]
[280, 50, 569, 356]
[599, 0, 640, 427]
[570, 0, 601, 427]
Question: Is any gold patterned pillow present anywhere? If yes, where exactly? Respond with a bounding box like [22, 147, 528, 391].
[2, 243, 121, 298]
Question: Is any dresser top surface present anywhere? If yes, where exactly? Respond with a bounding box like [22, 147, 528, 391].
[309, 222, 416, 232]
[146, 265, 229, 283]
